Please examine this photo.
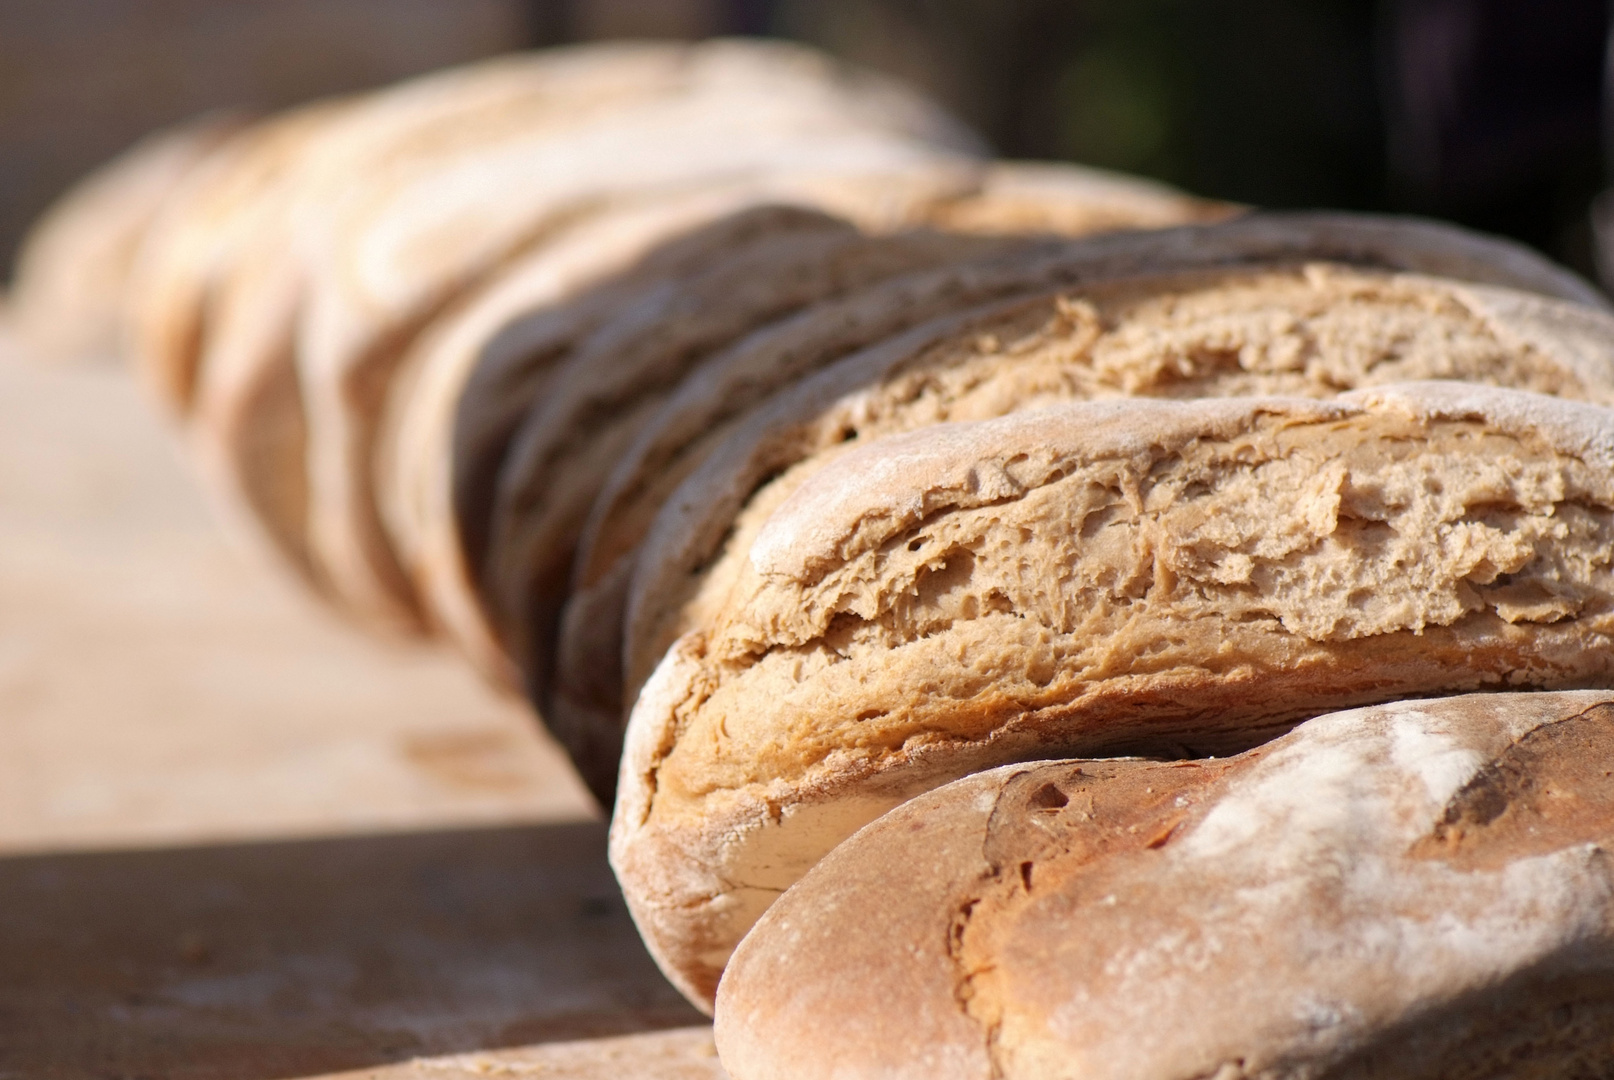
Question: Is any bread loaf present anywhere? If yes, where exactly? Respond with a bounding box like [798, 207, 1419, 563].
[8, 114, 245, 366]
[484, 223, 1022, 766]
[24, 45, 1614, 1063]
[125, 100, 351, 414]
[716, 690, 1614, 1080]
[558, 175, 1240, 801]
[552, 215, 1607, 809]
[624, 217, 1614, 702]
[615, 381, 1614, 1005]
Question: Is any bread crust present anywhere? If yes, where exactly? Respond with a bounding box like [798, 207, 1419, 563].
[288, 43, 979, 634]
[625, 251, 1614, 701]
[484, 222, 1021, 795]
[388, 170, 990, 678]
[716, 690, 1614, 1080]
[8, 113, 245, 366]
[467, 162, 1225, 797]
[614, 383, 1614, 1007]
[557, 168, 1232, 803]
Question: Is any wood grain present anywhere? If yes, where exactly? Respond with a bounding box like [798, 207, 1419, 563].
[0, 332, 716, 1077]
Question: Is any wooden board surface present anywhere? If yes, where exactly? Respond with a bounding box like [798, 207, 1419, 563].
[0, 334, 719, 1078]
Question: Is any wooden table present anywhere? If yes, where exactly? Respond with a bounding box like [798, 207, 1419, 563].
[0, 335, 720, 1078]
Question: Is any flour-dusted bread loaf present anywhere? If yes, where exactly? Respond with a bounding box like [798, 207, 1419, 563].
[716, 690, 1614, 1080]
[8, 114, 245, 365]
[623, 214, 1614, 702]
[614, 382, 1614, 1007]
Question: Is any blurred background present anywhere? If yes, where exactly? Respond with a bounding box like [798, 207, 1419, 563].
[0, 0, 1607, 283]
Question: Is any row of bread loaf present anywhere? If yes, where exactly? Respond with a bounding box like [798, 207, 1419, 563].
[11, 38, 1614, 1078]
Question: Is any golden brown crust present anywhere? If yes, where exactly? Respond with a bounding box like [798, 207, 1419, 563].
[715, 692, 1614, 1080]
[483, 221, 1021, 799]
[8, 113, 246, 366]
[288, 42, 982, 633]
[624, 258, 1614, 701]
[614, 383, 1614, 1007]
[407, 174, 990, 678]
[533, 165, 1228, 797]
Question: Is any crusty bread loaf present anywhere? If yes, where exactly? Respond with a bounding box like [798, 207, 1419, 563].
[571, 212, 1604, 804]
[440, 162, 1225, 725]
[126, 100, 352, 413]
[716, 690, 1614, 1080]
[614, 382, 1614, 1006]
[623, 216, 1614, 704]
[554, 181, 1242, 803]
[7, 113, 245, 366]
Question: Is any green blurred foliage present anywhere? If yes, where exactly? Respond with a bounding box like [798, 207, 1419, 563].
[773, 0, 1386, 208]
[766, 0, 1601, 273]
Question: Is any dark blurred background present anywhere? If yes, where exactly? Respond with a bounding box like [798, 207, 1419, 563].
[1, 0, 1606, 283]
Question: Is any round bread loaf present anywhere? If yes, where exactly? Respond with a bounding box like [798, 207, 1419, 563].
[716, 690, 1614, 1080]
[7, 113, 244, 366]
[614, 382, 1614, 1007]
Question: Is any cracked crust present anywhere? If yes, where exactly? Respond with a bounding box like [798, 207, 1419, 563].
[558, 198, 1239, 804]
[418, 160, 1220, 699]
[483, 223, 1024, 773]
[613, 383, 1614, 1007]
[380, 194, 870, 683]
[623, 219, 1614, 706]
[570, 215, 1607, 806]
[526, 167, 1228, 802]
[384, 166, 997, 674]
[715, 691, 1614, 1080]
